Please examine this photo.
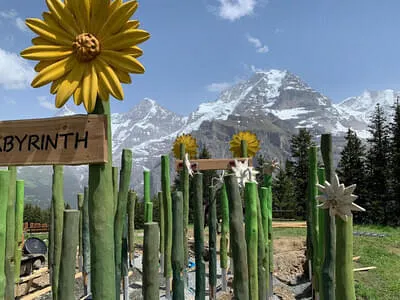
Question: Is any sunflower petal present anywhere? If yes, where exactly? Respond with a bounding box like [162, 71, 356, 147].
[32, 37, 53, 45]
[100, 50, 145, 73]
[98, 0, 138, 39]
[95, 58, 124, 99]
[73, 85, 83, 105]
[113, 68, 131, 84]
[121, 20, 140, 31]
[102, 29, 150, 50]
[82, 63, 98, 113]
[21, 45, 73, 61]
[32, 56, 76, 88]
[97, 76, 110, 102]
[46, 0, 80, 36]
[35, 60, 55, 72]
[91, 0, 111, 34]
[25, 18, 72, 46]
[55, 63, 86, 108]
[65, 0, 86, 31]
[50, 76, 65, 94]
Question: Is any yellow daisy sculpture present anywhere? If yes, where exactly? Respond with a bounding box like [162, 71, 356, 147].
[20, 0, 150, 113]
[229, 131, 260, 157]
[173, 134, 198, 159]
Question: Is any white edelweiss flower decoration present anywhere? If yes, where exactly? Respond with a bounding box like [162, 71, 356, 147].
[211, 170, 225, 191]
[184, 153, 194, 177]
[263, 158, 280, 175]
[231, 159, 259, 188]
[316, 173, 365, 221]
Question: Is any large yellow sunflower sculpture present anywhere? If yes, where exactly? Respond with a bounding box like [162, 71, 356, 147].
[173, 134, 198, 159]
[229, 131, 260, 157]
[20, 0, 150, 113]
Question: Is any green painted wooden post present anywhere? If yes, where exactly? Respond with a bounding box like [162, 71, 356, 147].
[144, 170, 151, 221]
[259, 187, 270, 295]
[5, 166, 16, 299]
[113, 166, 119, 216]
[0, 170, 10, 299]
[256, 191, 267, 300]
[317, 168, 326, 297]
[58, 210, 79, 300]
[14, 180, 24, 281]
[308, 146, 319, 295]
[172, 191, 185, 300]
[245, 182, 258, 300]
[209, 186, 217, 299]
[145, 202, 153, 223]
[180, 143, 190, 272]
[264, 173, 273, 297]
[158, 191, 165, 273]
[128, 191, 136, 267]
[143, 222, 160, 300]
[320, 134, 336, 300]
[122, 215, 129, 300]
[161, 155, 173, 298]
[77, 193, 84, 272]
[49, 198, 54, 273]
[114, 149, 133, 299]
[220, 183, 229, 291]
[52, 165, 65, 300]
[88, 99, 116, 300]
[193, 173, 205, 300]
[82, 186, 91, 295]
[335, 216, 356, 300]
[224, 174, 249, 300]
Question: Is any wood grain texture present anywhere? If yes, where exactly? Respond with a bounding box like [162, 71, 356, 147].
[0, 115, 107, 166]
[175, 158, 253, 171]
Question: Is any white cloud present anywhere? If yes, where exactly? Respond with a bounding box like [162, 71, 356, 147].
[246, 34, 269, 53]
[206, 82, 232, 93]
[217, 0, 257, 21]
[38, 96, 56, 111]
[0, 10, 17, 19]
[15, 17, 27, 32]
[0, 48, 34, 89]
[6, 98, 17, 105]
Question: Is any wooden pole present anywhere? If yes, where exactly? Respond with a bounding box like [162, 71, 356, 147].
[220, 184, 229, 292]
[259, 187, 270, 296]
[114, 149, 133, 299]
[172, 192, 185, 300]
[256, 190, 267, 300]
[0, 170, 10, 299]
[180, 143, 190, 276]
[5, 166, 16, 299]
[14, 180, 25, 281]
[193, 173, 205, 300]
[158, 191, 165, 274]
[82, 186, 91, 296]
[144, 170, 151, 222]
[208, 187, 217, 299]
[224, 174, 249, 300]
[77, 193, 84, 273]
[143, 222, 160, 300]
[58, 210, 79, 300]
[128, 191, 136, 268]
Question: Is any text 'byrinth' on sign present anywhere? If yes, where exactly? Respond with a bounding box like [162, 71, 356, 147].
[0, 115, 108, 166]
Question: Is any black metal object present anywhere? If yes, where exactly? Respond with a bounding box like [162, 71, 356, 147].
[23, 237, 48, 255]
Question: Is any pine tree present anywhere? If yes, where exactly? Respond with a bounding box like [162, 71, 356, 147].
[337, 128, 367, 223]
[289, 128, 314, 219]
[272, 162, 296, 219]
[365, 104, 391, 224]
[389, 99, 400, 225]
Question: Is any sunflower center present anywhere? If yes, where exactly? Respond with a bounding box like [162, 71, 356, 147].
[73, 33, 100, 62]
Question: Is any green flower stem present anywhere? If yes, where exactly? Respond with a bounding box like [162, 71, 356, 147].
[14, 180, 24, 281]
[143, 222, 160, 300]
[145, 202, 153, 223]
[335, 216, 356, 300]
[172, 191, 185, 300]
[240, 140, 248, 158]
[0, 170, 10, 299]
[82, 186, 91, 295]
[114, 149, 133, 299]
[193, 173, 205, 300]
[5, 166, 16, 299]
[88, 98, 116, 300]
[209, 186, 217, 299]
[224, 174, 249, 300]
[245, 182, 258, 300]
[180, 143, 189, 271]
[52, 165, 64, 300]
[256, 191, 267, 300]
[128, 191, 137, 267]
[320, 134, 336, 300]
[144, 170, 151, 221]
[58, 210, 80, 300]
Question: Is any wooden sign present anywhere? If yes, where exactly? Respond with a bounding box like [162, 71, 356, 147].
[175, 158, 253, 171]
[0, 115, 108, 166]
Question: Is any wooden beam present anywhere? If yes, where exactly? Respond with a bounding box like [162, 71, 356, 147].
[353, 267, 376, 272]
[175, 158, 253, 171]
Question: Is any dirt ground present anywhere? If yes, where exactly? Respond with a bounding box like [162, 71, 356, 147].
[19, 233, 308, 299]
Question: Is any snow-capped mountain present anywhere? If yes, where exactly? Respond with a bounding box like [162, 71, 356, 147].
[17, 69, 399, 208]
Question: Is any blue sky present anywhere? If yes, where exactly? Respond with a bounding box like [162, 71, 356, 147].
[1, 0, 400, 120]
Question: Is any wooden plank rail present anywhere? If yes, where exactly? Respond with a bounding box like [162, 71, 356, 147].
[175, 158, 253, 171]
